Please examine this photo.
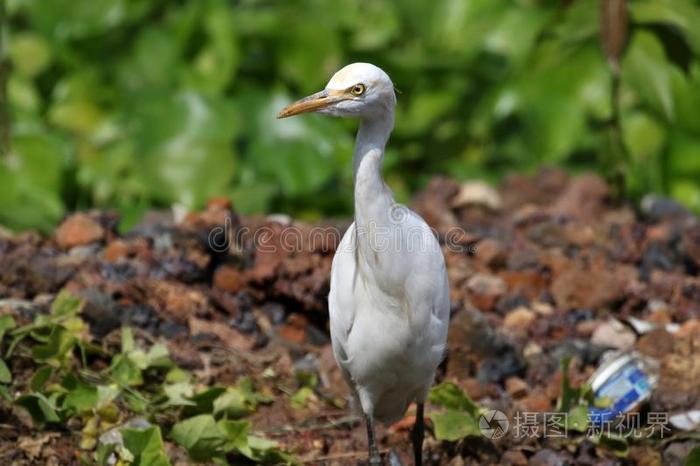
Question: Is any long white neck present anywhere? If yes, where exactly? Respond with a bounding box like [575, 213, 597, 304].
[353, 112, 394, 229]
[353, 108, 396, 273]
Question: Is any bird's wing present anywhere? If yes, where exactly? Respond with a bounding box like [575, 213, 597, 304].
[328, 223, 358, 368]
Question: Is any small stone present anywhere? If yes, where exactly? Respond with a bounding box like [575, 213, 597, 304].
[590, 319, 636, 350]
[523, 342, 542, 358]
[474, 238, 507, 268]
[467, 273, 507, 311]
[531, 301, 554, 316]
[452, 180, 502, 210]
[104, 240, 129, 262]
[518, 393, 551, 413]
[502, 450, 528, 466]
[503, 306, 536, 332]
[647, 301, 672, 325]
[213, 264, 246, 294]
[279, 313, 308, 345]
[55, 213, 105, 249]
[505, 376, 528, 398]
[528, 449, 567, 466]
[460, 377, 498, 400]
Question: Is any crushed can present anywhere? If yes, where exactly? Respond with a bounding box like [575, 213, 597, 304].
[587, 351, 659, 425]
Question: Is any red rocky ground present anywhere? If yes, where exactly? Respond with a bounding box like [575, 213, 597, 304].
[1, 168, 699, 465]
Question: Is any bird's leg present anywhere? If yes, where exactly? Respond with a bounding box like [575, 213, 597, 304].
[411, 403, 425, 466]
[365, 414, 382, 466]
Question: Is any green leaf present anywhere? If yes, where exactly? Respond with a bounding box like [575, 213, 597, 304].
[163, 382, 196, 407]
[686, 446, 700, 466]
[9, 32, 52, 78]
[429, 382, 480, 417]
[566, 405, 589, 433]
[170, 414, 227, 461]
[16, 393, 61, 426]
[31, 326, 77, 364]
[631, 0, 700, 55]
[0, 359, 11, 384]
[213, 388, 251, 418]
[238, 435, 291, 464]
[51, 291, 83, 318]
[95, 442, 117, 466]
[182, 387, 226, 417]
[622, 31, 679, 121]
[110, 354, 143, 387]
[121, 327, 135, 353]
[62, 374, 98, 413]
[0, 315, 17, 343]
[596, 433, 629, 457]
[122, 426, 172, 466]
[431, 410, 480, 441]
[0, 386, 10, 402]
[237, 376, 274, 405]
[217, 419, 250, 451]
[290, 387, 315, 410]
[556, 355, 576, 412]
[29, 366, 53, 391]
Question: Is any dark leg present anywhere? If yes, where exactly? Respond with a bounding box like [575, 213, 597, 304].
[365, 414, 382, 466]
[411, 403, 425, 466]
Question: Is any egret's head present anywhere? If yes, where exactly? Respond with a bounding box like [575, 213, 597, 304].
[277, 63, 396, 120]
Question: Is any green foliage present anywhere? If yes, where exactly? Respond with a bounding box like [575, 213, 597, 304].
[121, 427, 172, 466]
[556, 356, 628, 456]
[686, 446, 700, 466]
[4, 290, 292, 464]
[2, 0, 700, 230]
[428, 382, 481, 441]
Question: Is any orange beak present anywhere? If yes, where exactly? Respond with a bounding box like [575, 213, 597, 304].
[277, 89, 348, 118]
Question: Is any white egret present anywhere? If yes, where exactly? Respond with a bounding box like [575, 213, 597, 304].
[278, 63, 450, 466]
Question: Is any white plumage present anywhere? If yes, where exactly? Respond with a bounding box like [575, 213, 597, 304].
[278, 63, 450, 466]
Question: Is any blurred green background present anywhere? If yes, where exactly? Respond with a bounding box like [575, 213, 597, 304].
[1, 0, 700, 232]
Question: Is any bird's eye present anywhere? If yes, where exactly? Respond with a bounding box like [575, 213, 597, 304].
[351, 84, 366, 96]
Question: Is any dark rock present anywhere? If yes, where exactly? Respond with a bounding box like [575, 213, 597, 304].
[122, 304, 159, 333]
[641, 242, 678, 277]
[478, 346, 526, 384]
[641, 195, 694, 223]
[101, 262, 138, 282]
[550, 339, 605, 367]
[528, 448, 567, 466]
[230, 311, 259, 334]
[262, 302, 286, 326]
[80, 290, 122, 338]
[157, 320, 187, 339]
